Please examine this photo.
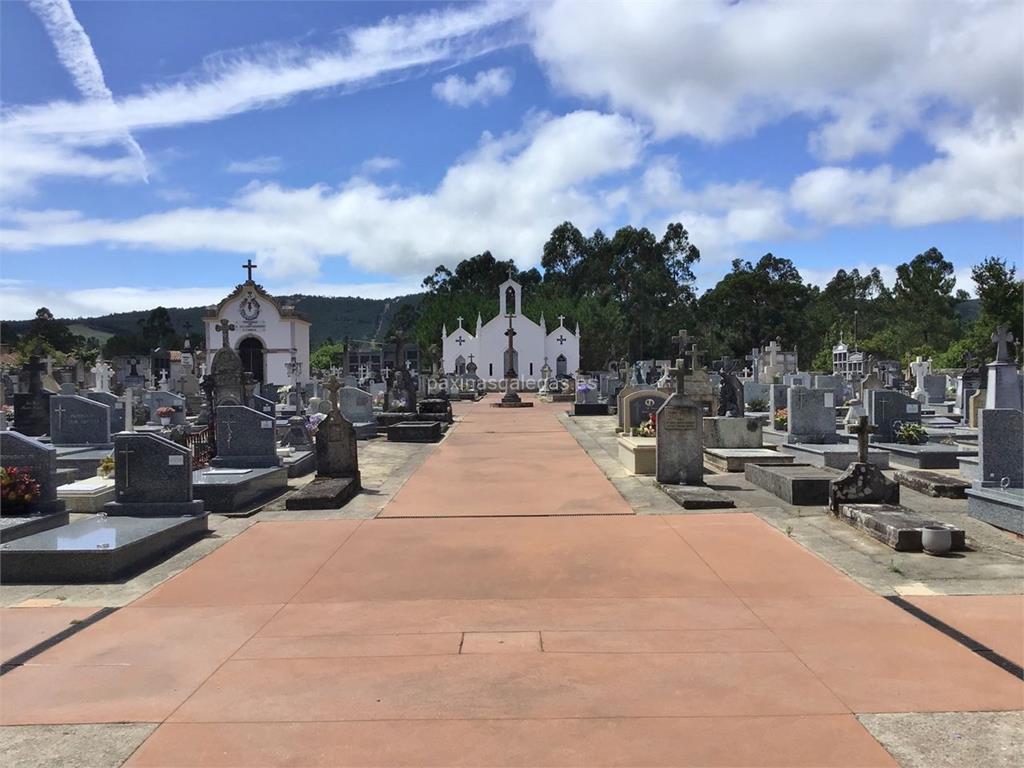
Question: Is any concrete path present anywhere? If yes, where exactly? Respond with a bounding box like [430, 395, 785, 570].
[1, 395, 1021, 766]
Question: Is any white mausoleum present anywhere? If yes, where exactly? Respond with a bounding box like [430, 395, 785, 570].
[203, 260, 311, 385]
[441, 278, 580, 382]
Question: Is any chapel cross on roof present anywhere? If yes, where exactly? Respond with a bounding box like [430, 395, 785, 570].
[242, 258, 258, 282]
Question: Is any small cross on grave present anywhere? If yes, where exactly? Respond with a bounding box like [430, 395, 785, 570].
[668, 360, 686, 396]
[40, 354, 55, 376]
[242, 258, 258, 282]
[688, 342, 704, 372]
[848, 415, 876, 464]
[215, 319, 236, 349]
[118, 444, 135, 494]
[325, 374, 342, 412]
[992, 324, 1015, 363]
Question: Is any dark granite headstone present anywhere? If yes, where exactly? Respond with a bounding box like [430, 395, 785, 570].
[211, 405, 281, 468]
[624, 390, 666, 431]
[252, 394, 277, 419]
[104, 432, 204, 516]
[85, 391, 125, 432]
[0, 431, 66, 514]
[12, 355, 53, 436]
[50, 395, 111, 446]
[868, 390, 921, 442]
[280, 416, 313, 449]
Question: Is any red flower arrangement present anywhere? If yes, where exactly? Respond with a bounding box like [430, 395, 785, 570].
[1, 466, 41, 512]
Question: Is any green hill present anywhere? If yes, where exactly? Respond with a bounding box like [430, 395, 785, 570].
[2, 293, 424, 349]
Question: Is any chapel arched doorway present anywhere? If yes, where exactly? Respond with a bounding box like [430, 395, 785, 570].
[238, 337, 265, 383]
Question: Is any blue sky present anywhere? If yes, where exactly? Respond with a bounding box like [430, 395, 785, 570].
[1, 0, 1021, 320]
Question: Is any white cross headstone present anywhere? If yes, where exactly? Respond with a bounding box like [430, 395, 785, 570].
[910, 355, 931, 404]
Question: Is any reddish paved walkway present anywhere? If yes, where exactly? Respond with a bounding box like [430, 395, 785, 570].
[1, 397, 1021, 766]
[382, 397, 632, 517]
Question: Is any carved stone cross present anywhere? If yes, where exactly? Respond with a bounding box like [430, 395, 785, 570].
[325, 374, 342, 412]
[215, 319, 236, 349]
[992, 324, 1014, 363]
[847, 415, 876, 464]
[688, 342, 704, 372]
[671, 329, 691, 359]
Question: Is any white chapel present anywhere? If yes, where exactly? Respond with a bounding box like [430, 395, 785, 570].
[203, 259, 311, 385]
[441, 277, 580, 383]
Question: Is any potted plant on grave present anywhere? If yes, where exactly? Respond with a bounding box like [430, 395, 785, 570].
[97, 456, 115, 479]
[894, 422, 928, 445]
[773, 407, 788, 430]
[746, 398, 768, 412]
[1, 466, 40, 514]
[156, 406, 176, 426]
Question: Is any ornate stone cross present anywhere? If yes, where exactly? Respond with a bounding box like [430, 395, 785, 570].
[242, 258, 258, 281]
[215, 319, 236, 349]
[848, 415, 876, 464]
[325, 374, 342, 412]
[992, 324, 1014, 363]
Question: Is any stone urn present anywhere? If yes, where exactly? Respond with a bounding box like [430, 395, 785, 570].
[922, 525, 952, 555]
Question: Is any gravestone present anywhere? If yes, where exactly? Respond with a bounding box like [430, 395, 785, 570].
[103, 432, 205, 516]
[783, 372, 810, 388]
[968, 389, 986, 428]
[252, 394, 277, 419]
[813, 374, 843, 391]
[868, 390, 921, 443]
[768, 383, 789, 420]
[985, 325, 1023, 410]
[615, 384, 652, 430]
[786, 387, 838, 444]
[280, 416, 313, 450]
[85, 391, 125, 432]
[622, 390, 667, 432]
[828, 416, 899, 511]
[210, 325, 246, 406]
[146, 390, 186, 426]
[12, 355, 53, 437]
[339, 387, 375, 423]
[923, 374, 947, 403]
[742, 381, 770, 407]
[210, 405, 281, 468]
[317, 404, 360, 479]
[655, 331, 704, 486]
[50, 395, 112, 446]
[0, 431, 66, 515]
[977, 409, 1023, 488]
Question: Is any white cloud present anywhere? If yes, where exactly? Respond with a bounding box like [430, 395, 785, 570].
[530, 0, 1022, 160]
[225, 156, 283, 174]
[2, 2, 525, 197]
[358, 156, 401, 174]
[432, 66, 514, 107]
[792, 116, 1024, 227]
[26, 0, 148, 181]
[0, 111, 645, 279]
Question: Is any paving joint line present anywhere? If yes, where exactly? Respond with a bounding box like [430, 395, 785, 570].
[885, 595, 1024, 680]
[0, 607, 119, 675]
